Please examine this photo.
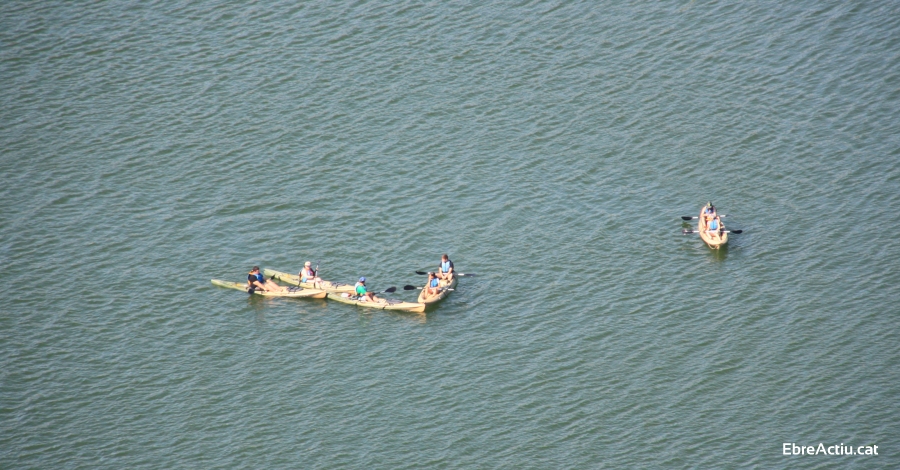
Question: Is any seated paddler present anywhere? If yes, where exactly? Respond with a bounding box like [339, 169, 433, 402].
[248, 266, 285, 292]
[437, 254, 455, 282]
[704, 202, 716, 221]
[300, 261, 320, 283]
[423, 272, 441, 297]
[708, 216, 722, 234]
[354, 277, 382, 303]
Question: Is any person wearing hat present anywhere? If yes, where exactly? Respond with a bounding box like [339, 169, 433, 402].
[299, 261, 320, 283]
[354, 277, 382, 303]
[703, 202, 717, 223]
[247, 266, 285, 292]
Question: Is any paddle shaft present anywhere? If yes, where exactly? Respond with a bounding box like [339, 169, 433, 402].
[682, 214, 726, 220]
[415, 270, 475, 277]
[683, 229, 742, 234]
[404, 285, 455, 291]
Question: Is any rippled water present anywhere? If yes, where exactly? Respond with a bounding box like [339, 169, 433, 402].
[2, 1, 898, 468]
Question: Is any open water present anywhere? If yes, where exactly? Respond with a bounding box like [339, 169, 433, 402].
[2, 1, 899, 468]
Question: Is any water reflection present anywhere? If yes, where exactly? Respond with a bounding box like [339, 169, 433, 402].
[706, 243, 728, 261]
[385, 310, 429, 324]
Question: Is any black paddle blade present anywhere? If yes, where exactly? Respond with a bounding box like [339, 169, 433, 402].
[415, 271, 428, 275]
[730, 229, 743, 234]
[681, 216, 695, 220]
[403, 285, 418, 290]
[383, 287, 397, 293]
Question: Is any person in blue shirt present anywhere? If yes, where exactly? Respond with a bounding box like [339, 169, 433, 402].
[707, 215, 723, 236]
[423, 272, 441, 297]
[247, 266, 284, 292]
[436, 254, 455, 281]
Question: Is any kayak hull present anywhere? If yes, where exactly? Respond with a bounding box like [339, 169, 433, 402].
[263, 268, 356, 294]
[211, 279, 327, 298]
[326, 292, 426, 313]
[417, 275, 458, 305]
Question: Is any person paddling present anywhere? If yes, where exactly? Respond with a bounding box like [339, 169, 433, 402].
[423, 272, 441, 297]
[437, 254, 455, 281]
[300, 261, 320, 283]
[703, 202, 716, 222]
[248, 266, 284, 292]
[354, 277, 383, 303]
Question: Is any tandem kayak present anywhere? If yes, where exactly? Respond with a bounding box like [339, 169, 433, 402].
[211, 279, 327, 298]
[417, 275, 458, 305]
[263, 268, 356, 294]
[326, 292, 426, 313]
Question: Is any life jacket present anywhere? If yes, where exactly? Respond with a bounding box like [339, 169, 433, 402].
[441, 260, 453, 273]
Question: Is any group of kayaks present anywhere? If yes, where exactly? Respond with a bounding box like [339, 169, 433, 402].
[211, 265, 459, 314]
[211, 203, 730, 312]
[681, 202, 744, 249]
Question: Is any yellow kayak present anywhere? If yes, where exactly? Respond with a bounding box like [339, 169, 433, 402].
[211, 279, 327, 298]
[417, 276, 458, 305]
[326, 292, 426, 313]
[263, 268, 356, 294]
